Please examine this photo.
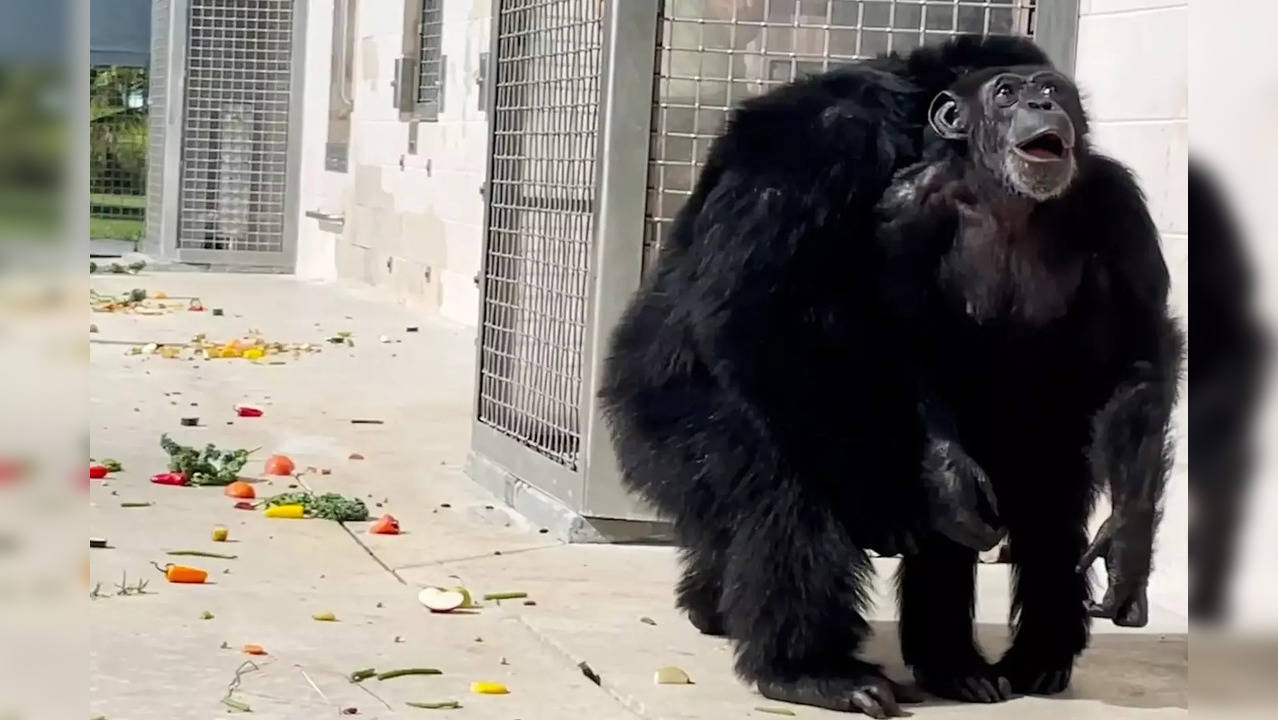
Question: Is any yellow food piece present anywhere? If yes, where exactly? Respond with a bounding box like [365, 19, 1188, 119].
[470, 682, 509, 695]
[264, 504, 306, 519]
[159, 346, 181, 359]
[212, 527, 229, 542]
[243, 348, 265, 360]
[154, 291, 167, 299]
[653, 666, 692, 685]
[220, 346, 243, 358]
[312, 611, 337, 622]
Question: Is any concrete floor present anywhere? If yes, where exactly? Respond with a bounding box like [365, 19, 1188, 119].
[89, 273, 1187, 719]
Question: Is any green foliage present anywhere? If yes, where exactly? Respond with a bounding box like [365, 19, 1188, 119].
[159, 434, 252, 486]
[263, 492, 370, 522]
[90, 67, 149, 195]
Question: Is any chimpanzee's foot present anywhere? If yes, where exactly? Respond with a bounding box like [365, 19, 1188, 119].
[758, 663, 922, 717]
[913, 661, 1012, 703]
[686, 605, 726, 636]
[996, 649, 1074, 695]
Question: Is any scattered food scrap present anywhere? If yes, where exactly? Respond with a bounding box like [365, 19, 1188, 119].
[179, 417, 199, 426]
[160, 434, 252, 485]
[407, 701, 461, 710]
[212, 526, 229, 542]
[418, 587, 470, 613]
[201, 611, 215, 620]
[377, 668, 442, 681]
[89, 537, 108, 549]
[349, 668, 378, 683]
[640, 616, 657, 626]
[99, 459, 123, 472]
[264, 504, 305, 519]
[578, 661, 601, 686]
[654, 666, 692, 685]
[242, 644, 267, 655]
[119, 501, 152, 508]
[151, 472, 188, 486]
[159, 564, 208, 584]
[264, 492, 369, 521]
[754, 707, 797, 716]
[233, 501, 255, 510]
[313, 611, 338, 622]
[469, 682, 508, 695]
[371, 514, 401, 535]
[482, 592, 527, 602]
[225, 481, 256, 499]
[264, 454, 295, 476]
[235, 405, 264, 418]
[348, 452, 365, 460]
[89, 465, 109, 479]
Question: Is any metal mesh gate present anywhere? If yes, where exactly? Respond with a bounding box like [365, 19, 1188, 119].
[644, 0, 1037, 269]
[477, 0, 605, 469]
[145, 0, 172, 250]
[176, 0, 297, 262]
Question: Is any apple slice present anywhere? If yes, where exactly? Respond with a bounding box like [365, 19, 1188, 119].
[418, 586, 468, 613]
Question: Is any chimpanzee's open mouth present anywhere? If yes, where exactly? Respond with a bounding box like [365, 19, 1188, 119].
[1015, 132, 1068, 161]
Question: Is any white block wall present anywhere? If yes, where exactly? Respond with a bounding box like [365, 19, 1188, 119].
[294, 0, 490, 325]
[1074, 0, 1189, 623]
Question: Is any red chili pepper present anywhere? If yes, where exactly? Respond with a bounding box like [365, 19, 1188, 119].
[233, 501, 256, 510]
[89, 465, 109, 479]
[150, 472, 188, 486]
[236, 405, 264, 417]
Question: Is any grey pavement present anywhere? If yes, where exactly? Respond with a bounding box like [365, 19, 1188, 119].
[89, 273, 1186, 719]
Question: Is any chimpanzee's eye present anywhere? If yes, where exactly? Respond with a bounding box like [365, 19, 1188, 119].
[1041, 82, 1057, 95]
[996, 83, 1015, 98]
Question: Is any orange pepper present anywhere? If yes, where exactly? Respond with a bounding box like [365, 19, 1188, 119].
[224, 480, 256, 499]
[243, 644, 267, 655]
[164, 565, 208, 584]
[264, 454, 295, 476]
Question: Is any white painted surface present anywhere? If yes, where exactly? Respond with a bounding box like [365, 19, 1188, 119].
[1074, 1, 1189, 623]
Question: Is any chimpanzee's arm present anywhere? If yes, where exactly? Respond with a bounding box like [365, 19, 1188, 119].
[1075, 158, 1186, 627]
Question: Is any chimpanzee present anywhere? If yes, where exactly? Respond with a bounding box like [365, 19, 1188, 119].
[599, 35, 1182, 717]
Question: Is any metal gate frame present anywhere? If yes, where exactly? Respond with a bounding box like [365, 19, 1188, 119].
[470, 0, 1080, 539]
[149, 0, 308, 270]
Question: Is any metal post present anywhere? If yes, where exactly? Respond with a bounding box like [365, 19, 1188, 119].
[579, 0, 661, 520]
[1034, 0, 1081, 73]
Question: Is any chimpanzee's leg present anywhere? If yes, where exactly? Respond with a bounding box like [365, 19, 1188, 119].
[723, 494, 920, 718]
[898, 535, 1011, 702]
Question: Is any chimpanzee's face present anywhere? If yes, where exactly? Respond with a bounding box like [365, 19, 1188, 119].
[931, 66, 1085, 200]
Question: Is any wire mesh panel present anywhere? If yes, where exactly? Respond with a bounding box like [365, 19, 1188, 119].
[90, 66, 149, 244]
[477, 0, 605, 469]
[176, 0, 296, 260]
[416, 0, 445, 116]
[145, 0, 171, 250]
[644, 0, 1037, 270]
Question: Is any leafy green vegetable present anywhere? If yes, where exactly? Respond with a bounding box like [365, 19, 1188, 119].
[159, 434, 252, 486]
[263, 491, 369, 521]
[99, 458, 123, 473]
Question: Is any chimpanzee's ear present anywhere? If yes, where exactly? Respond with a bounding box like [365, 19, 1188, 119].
[928, 91, 967, 140]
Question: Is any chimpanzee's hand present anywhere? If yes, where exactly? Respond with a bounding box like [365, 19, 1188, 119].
[1077, 513, 1153, 627]
[922, 438, 1005, 552]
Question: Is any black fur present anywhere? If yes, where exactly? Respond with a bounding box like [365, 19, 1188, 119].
[599, 35, 1181, 715]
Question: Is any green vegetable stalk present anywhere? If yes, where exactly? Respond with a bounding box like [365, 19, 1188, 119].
[263, 491, 369, 522]
[159, 434, 252, 486]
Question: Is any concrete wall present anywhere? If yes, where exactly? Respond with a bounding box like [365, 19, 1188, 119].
[1073, 0, 1189, 619]
[294, 0, 490, 326]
